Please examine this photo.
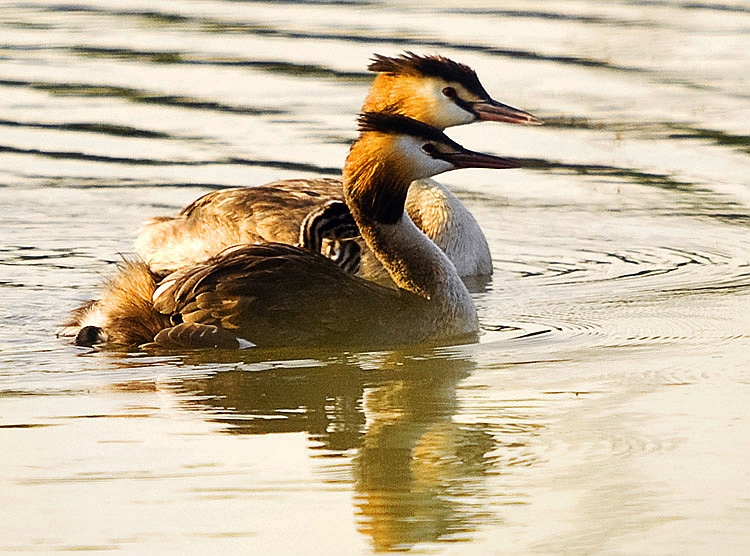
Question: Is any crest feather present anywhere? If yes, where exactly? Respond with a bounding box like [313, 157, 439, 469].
[356, 111, 462, 151]
[368, 52, 488, 98]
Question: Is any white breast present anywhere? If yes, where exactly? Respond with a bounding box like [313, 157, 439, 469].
[406, 178, 493, 277]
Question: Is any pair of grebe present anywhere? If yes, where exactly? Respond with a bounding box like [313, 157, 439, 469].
[136, 53, 540, 282]
[66, 53, 541, 349]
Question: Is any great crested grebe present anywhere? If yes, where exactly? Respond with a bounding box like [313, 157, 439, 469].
[70, 113, 520, 349]
[135, 52, 540, 282]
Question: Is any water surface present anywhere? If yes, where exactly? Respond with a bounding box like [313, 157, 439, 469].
[1, 1, 749, 554]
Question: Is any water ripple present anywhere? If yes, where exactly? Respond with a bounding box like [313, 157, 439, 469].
[68, 46, 372, 81]
[0, 78, 285, 116]
[19, 3, 692, 79]
[0, 117, 173, 139]
[0, 144, 341, 175]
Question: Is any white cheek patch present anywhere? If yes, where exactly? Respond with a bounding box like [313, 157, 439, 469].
[396, 136, 427, 158]
[418, 79, 475, 128]
[394, 136, 453, 179]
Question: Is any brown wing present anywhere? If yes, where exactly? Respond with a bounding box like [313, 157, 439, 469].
[137, 178, 347, 275]
[179, 178, 345, 245]
[152, 243, 428, 349]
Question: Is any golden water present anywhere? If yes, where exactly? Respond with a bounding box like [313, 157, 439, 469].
[1, 1, 749, 554]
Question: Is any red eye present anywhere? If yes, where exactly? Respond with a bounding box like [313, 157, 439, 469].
[442, 86, 457, 99]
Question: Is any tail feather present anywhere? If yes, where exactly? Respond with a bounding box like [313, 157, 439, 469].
[64, 259, 171, 347]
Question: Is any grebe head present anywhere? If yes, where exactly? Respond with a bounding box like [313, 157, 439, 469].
[345, 112, 519, 225]
[354, 111, 521, 178]
[366, 52, 542, 129]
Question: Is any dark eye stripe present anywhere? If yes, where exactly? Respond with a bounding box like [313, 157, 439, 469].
[421, 143, 440, 157]
[442, 86, 457, 99]
[357, 112, 464, 151]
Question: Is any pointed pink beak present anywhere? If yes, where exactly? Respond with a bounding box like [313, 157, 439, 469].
[472, 99, 542, 126]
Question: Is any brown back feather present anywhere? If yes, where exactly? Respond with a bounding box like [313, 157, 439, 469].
[153, 243, 429, 348]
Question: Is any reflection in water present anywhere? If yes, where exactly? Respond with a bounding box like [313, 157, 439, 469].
[352, 355, 494, 552]
[173, 351, 523, 552]
[178, 360, 365, 450]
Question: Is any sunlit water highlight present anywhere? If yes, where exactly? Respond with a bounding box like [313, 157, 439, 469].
[1, 1, 749, 554]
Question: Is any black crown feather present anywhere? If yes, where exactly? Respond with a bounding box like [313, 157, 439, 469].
[356, 111, 462, 151]
[368, 51, 489, 99]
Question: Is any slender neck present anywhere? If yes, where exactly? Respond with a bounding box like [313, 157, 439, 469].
[342, 138, 472, 308]
[355, 211, 459, 300]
